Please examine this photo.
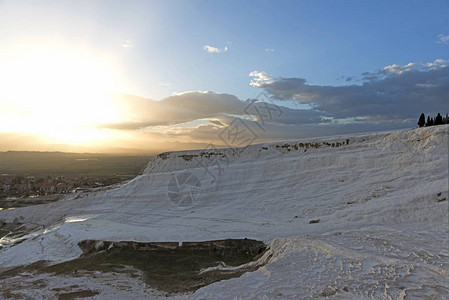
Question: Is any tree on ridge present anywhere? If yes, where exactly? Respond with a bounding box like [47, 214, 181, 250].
[417, 113, 426, 127]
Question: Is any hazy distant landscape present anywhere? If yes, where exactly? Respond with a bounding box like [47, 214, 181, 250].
[0, 152, 152, 208]
[0, 152, 152, 177]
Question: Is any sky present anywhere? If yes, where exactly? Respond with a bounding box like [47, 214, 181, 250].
[0, 0, 448, 154]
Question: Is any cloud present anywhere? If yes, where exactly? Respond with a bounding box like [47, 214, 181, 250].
[425, 58, 448, 69]
[149, 114, 412, 147]
[249, 71, 274, 87]
[379, 63, 416, 74]
[96, 91, 325, 131]
[122, 40, 133, 48]
[209, 120, 225, 126]
[437, 34, 449, 44]
[203, 45, 228, 54]
[251, 59, 449, 121]
[265, 48, 275, 52]
[97, 92, 244, 130]
[158, 82, 170, 86]
[88, 58, 449, 152]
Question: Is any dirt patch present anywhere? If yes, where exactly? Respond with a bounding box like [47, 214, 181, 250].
[0, 260, 50, 280]
[43, 239, 267, 294]
[57, 290, 100, 300]
[2, 290, 27, 299]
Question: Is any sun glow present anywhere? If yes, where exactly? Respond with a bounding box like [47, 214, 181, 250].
[0, 44, 124, 146]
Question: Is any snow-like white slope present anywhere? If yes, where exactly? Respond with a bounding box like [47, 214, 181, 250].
[0, 125, 448, 299]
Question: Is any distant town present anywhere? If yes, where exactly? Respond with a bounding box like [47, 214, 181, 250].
[0, 151, 152, 208]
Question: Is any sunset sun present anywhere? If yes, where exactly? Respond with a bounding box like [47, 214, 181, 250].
[0, 45, 122, 145]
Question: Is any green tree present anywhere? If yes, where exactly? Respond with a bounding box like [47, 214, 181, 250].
[435, 113, 443, 125]
[417, 113, 426, 127]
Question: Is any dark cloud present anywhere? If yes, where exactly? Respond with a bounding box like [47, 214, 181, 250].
[98, 92, 325, 130]
[254, 60, 449, 121]
[93, 59, 449, 151]
[167, 116, 414, 146]
[98, 92, 246, 130]
[209, 120, 225, 126]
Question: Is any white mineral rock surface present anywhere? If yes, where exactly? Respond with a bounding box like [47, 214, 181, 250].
[0, 125, 448, 299]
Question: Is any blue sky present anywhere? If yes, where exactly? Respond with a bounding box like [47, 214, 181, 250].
[0, 0, 448, 153]
[2, 0, 448, 99]
[104, 0, 449, 99]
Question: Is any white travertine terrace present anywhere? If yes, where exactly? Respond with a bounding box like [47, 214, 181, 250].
[0, 125, 448, 299]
